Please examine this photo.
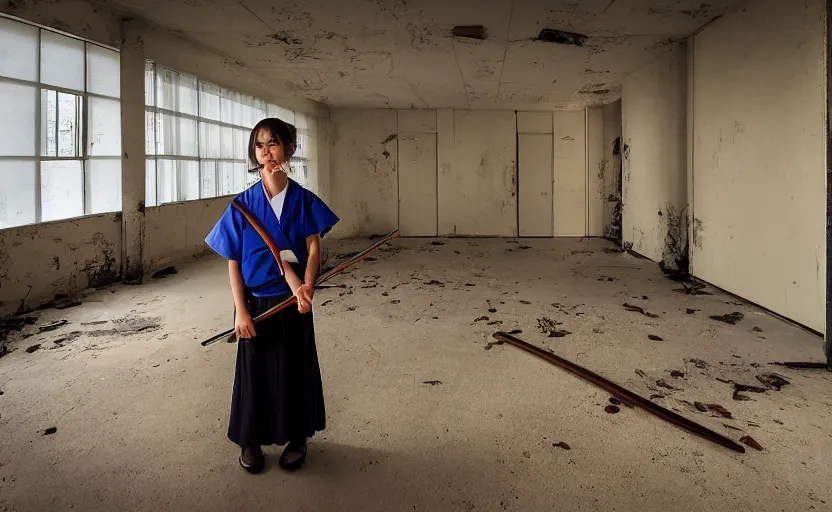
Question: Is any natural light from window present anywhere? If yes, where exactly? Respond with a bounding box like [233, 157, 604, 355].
[144, 61, 317, 207]
[0, 16, 122, 229]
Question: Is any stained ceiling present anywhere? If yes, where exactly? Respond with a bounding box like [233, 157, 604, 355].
[105, 0, 742, 110]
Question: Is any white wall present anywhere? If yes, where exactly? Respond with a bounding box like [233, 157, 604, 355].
[439, 110, 517, 236]
[586, 108, 605, 236]
[329, 109, 399, 238]
[0, 214, 122, 317]
[553, 111, 587, 237]
[330, 107, 604, 239]
[143, 198, 229, 273]
[690, 0, 826, 331]
[621, 45, 688, 266]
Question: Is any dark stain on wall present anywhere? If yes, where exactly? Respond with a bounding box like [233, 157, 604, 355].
[604, 136, 623, 244]
[83, 232, 121, 288]
[659, 204, 689, 273]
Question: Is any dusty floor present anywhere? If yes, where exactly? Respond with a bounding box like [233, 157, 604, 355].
[1, 237, 831, 512]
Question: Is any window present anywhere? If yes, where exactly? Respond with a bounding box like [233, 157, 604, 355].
[144, 61, 317, 206]
[0, 16, 121, 229]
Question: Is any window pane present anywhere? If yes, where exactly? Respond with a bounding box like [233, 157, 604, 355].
[41, 160, 83, 222]
[199, 122, 220, 158]
[40, 30, 84, 91]
[0, 18, 38, 81]
[176, 73, 198, 116]
[58, 92, 81, 157]
[273, 105, 294, 125]
[201, 161, 216, 199]
[85, 158, 121, 213]
[157, 159, 176, 204]
[155, 66, 176, 111]
[145, 158, 157, 207]
[234, 162, 247, 192]
[88, 96, 121, 156]
[220, 126, 234, 159]
[234, 129, 248, 160]
[253, 99, 268, 124]
[157, 113, 197, 157]
[145, 110, 156, 155]
[218, 162, 235, 196]
[220, 89, 240, 124]
[239, 94, 254, 127]
[144, 60, 155, 106]
[179, 160, 199, 201]
[86, 44, 120, 98]
[41, 89, 57, 157]
[199, 82, 220, 121]
[0, 160, 36, 228]
[295, 112, 309, 130]
[0, 82, 35, 156]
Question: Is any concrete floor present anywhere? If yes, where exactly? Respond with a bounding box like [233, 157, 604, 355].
[0, 237, 830, 512]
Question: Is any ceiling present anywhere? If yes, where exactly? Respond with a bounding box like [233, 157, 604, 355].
[105, 0, 742, 110]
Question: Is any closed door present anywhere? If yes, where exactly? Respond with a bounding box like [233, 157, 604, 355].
[398, 133, 437, 236]
[518, 133, 554, 237]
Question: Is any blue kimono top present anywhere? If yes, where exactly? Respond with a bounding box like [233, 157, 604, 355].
[204, 178, 339, 298]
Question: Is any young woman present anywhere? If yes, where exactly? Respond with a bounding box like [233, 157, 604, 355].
[205, 117, 339, 474]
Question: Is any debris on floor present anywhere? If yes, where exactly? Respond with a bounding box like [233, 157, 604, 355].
[655, 379, 677, 390]
[422, 380, 442, 386]
[604, 405, 620, 414]
[688, 358, 709, 369]
[537, 317, 568, 337]
[38, 319, 68, 332]
[43, 427, 57, 436]
[710, 312, 744, 325]
[553, 442, 571, 450]
[622, 302, 660, 318]
[648, 334, 664, 341]
[756, 373, 790, 391]
[25, 344, 41, 353]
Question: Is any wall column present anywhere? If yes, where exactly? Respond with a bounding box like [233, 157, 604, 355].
[120, 20, 147, 282]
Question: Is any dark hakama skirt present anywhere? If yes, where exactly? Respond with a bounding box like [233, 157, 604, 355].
[227, 293, 326, 449]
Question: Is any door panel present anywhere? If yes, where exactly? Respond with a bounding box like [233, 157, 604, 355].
[398, 133, 437, 236]
[518, 133, 553, 237]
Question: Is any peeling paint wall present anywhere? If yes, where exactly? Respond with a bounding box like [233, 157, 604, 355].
[553, 111, 587, 237]
[587, 103, 623, 240]
[439, 110, 517, 236]
[0, 214, 122, 317]
[329, 109, 399, 238]
[143, 198, 229, 273]
[621, 45, 688, 266]
[691, 0, 825, 331]
[602, 100, 623, 243]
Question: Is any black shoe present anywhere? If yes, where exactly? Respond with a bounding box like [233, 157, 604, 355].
[239, 447, 265, 474]
[278, 439, 307, 470]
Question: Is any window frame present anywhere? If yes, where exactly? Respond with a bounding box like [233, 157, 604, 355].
[0, 15, 121, 228]
[144, 61, 315, 207]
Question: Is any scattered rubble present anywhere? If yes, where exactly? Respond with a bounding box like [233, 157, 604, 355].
[622, 303, 660, 318]
[38, 320, 68, 332]
[710, 312, 744, 325]
[757, 373, 790, 391]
